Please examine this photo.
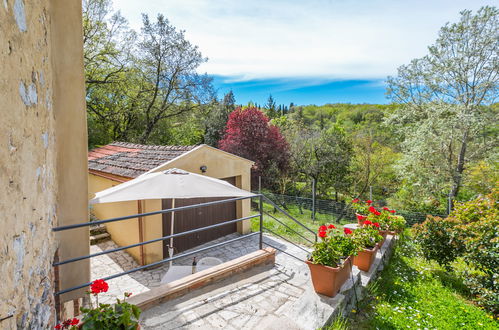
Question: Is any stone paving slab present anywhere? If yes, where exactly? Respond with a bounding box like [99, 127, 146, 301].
[139, 235, 396, 330]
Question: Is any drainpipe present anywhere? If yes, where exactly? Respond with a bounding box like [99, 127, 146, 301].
[137, 200, 145, 266]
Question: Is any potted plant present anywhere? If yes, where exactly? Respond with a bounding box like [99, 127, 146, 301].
[54, 279, 141, 330]
[306, 224, 359, 297]
[350, 198, 372, 225]
[368, 208, 406, 235]
[352, 225, 383, 272]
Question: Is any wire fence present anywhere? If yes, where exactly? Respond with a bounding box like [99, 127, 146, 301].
[258, 191, 447, 227]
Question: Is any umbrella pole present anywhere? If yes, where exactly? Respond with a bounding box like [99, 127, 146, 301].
[169, 199, 175, 267]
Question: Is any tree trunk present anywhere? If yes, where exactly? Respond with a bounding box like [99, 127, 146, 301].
[449, 131, 469, 209]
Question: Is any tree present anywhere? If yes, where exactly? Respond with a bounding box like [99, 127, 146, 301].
[219, 107, 290, 186]
[264, 94, 278, 119]
[83, 3, 214, 146]
[204, 91, 235, 146]
[387, 6, 499, 205]
[287, 125, 352, 198]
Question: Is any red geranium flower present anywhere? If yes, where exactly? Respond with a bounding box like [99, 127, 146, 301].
[54, 325, 61, 330]
[70, 318, 79, 326]
[368, 206, 378, 214]
[366, 200, 373, 204]
[319, 225, 327, 232]
[383, 207, 389, 211]
[90, 279, 109, 295]
[373, 222, 380, 228]
[352, 198, 359, 203]
[328, 224, 336, 229]
[344, 228, 353, 235]
[356, 214, 367, 221]
[374, 210, 381, 216]
[389, 209, 396, 214]
[363, 220, 373, 226]
[318, 231, 327, 238]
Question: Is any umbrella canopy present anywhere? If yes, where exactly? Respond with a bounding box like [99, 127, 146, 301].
[90, 168, 255, 204]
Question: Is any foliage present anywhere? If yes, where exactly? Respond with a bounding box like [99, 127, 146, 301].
[346, 233, 498, 329]
[285, 124, 352, 197]
[83, 0, 213, 146]
[204, 91, 236, 146]
[219, 107, 290, 187]
[79, 280, 141, 330]
[352, 225, 382, 249]
[387, 6, 499, 203]
[413, 215, 465, 268]
[413, 189, 499, 313]
[310, 225, 359, 267]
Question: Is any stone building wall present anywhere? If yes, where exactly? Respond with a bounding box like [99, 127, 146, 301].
[0, 0, 89, 328]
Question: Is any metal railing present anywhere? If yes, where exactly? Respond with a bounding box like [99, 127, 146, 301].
[52, 193, 317, 297]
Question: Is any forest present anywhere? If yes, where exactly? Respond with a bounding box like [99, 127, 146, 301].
[83, 0, 498, 215]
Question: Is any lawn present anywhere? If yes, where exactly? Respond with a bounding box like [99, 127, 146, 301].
[329, 232, 498, 329]
[250, 199, 354, 246]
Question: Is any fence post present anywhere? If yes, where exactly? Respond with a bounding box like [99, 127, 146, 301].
[369, 186, 373, 201]
[312, 178, 316, 222]
[259, 194, 263, 250]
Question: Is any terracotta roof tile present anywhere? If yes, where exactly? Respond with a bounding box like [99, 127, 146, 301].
[88, 142, 197, 178]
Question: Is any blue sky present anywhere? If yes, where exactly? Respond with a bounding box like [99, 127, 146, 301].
[113, 0, 496, 105]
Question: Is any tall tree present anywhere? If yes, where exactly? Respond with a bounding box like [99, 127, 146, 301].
[264, 94, 278, 119]
[387, 6, 499, 204]
[204, 91, 235, 146]
[83, 2, 214, 146]
[219, 107, 290, 186]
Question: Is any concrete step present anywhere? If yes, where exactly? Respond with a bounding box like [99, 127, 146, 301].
[89, 224, 107, 236]
[90, 232, 111, 245]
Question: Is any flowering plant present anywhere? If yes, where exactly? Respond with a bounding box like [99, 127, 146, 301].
[310, 224, 359, 267]
[350, 198, 371, 215]
[76, 279, 141, 330]
[352, 225, 383, 250]
[54, 318, 79, 329]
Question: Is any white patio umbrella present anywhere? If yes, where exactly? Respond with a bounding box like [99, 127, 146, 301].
[90, 168, 255, 265]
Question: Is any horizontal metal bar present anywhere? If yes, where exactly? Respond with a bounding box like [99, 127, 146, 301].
[54, 214, 260, 266]
[263, 241, 307, 263]
[262, 226, 311, 254]
[54, 232, 260, 296]
[262, 211, 315, 245]
[53, 195, 259, 232]
[262, 196, 317, 237]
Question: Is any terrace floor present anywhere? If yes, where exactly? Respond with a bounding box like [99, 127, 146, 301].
[90, 232, 282, 304]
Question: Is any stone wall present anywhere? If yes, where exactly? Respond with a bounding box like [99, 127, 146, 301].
[0, 0, 89, 328]
[1, 0, 57, 328]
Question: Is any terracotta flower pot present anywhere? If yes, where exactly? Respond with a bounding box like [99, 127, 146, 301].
[353, 244, 379, 272]
[306, 256, 352, 297]
[378, 230, 388, 247]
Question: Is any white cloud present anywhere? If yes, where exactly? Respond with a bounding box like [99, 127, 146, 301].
[112, 0, 496, 80]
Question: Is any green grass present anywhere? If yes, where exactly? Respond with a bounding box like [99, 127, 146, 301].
[250, 201, 354, 246]
[327, 232, 498, 330]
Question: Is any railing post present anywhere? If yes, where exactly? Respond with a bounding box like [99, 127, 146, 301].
[259, 194, 263, 250]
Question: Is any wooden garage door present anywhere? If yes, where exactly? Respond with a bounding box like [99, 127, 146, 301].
[162, 177, 238, 255]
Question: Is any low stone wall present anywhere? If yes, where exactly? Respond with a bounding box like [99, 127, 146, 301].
[285, 235, 397, 330]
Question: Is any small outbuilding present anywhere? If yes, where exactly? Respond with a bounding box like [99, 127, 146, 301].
[88, 142, 254, 265]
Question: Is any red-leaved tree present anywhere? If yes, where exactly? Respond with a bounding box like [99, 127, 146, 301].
[219, 107, 290, 187]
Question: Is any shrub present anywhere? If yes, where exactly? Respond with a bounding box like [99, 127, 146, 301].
[412, 215, 464, 269]
[413, 188, 499, 314]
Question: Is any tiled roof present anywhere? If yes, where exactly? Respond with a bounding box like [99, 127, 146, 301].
[88, 142, 197, 178]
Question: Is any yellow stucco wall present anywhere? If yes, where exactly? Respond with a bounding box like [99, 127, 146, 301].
[51, 0, 90, 303]
[88, 145, 254, 265]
